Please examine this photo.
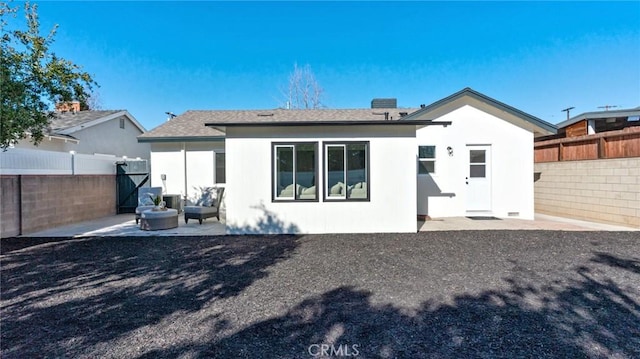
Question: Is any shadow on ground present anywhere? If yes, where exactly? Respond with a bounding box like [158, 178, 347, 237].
[1, 234, 300, 358]
[226, 203, 300, 234]
[1, 232, 639, 358]
[140, 250, 639, 358]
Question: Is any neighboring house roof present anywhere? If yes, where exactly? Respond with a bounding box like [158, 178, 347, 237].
[50, 110, 146, 135]
[555, 107, 640, 129]
[138, 111, 227, 142]
[402, 87, 557, 136]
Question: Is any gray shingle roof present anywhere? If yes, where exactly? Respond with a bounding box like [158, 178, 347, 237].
[49, 110, 123, 132]
[402, 87, 557, 135]
[139, 108, 418, 141]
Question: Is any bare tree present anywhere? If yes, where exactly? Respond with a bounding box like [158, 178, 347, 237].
[282, 63, 324, 109]
[86, 90, 103, 110]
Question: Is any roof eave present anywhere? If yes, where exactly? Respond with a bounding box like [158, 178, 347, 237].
[403, 87, 557, 135]
[137, 136, 226, 143]
[204, 120, 450, 128]
[557, 109, 640, 128]
[45, 134, 80, 144]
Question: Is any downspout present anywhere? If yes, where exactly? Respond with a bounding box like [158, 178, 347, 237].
[183, 142, 188, 200]
[18, 175, 23, 236]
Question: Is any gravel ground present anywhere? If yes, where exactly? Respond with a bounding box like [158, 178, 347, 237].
[1, 231, 639, 358]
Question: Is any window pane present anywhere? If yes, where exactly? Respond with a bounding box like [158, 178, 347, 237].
[347, 144, 367, 199]
[215, 152, 225, 183]
[276, 146, 294, 197]
[418, 146, 435, 159]
[418, 160, 435, 174]
[296, 144, 316, 199]
[470, 150, 485, 163]
[470, 164, 486, 178]
[326, 146, 345, 197]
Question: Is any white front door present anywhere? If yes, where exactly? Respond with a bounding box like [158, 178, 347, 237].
[466, 145, 492, 212]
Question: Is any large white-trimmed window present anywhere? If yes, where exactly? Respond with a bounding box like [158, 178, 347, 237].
[418, 145, 436, 174]
[273, 143, 318, 201]
[324, 142, 369, 201]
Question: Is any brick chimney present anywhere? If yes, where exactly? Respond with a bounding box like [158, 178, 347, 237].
[55, 101, 81, 113]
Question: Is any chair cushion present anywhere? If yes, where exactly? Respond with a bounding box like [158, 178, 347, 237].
[330, 182, 343, 195]
[349, 189, 367, 199]
[184, 206, 218, 215]
[138, 187, 163, 205]
[279, 184, 296, 197]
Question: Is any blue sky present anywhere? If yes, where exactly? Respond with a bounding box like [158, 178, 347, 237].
[23, 1, 640, 130]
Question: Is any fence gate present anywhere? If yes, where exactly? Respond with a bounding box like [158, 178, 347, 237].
[116, 160, 150, 214]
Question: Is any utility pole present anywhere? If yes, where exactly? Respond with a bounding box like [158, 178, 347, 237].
[561, 107, 575, 121]
[597, 105, 618, 111]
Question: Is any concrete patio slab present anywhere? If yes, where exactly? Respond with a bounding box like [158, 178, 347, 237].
[419, 213, 639, 232]
[15, 212, 636, 238]
[19, 213, 226, 237]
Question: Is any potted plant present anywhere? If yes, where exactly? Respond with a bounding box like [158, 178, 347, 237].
[148, 194, 166, 211]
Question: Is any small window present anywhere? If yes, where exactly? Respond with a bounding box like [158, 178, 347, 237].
[469, 149, 486, 178]
[418, 146, 435, 174]
[119, 118, 125, 129]
[324, 142, 369, 201]
[215, 152, 226, 184]
[273, 143, 318, 201]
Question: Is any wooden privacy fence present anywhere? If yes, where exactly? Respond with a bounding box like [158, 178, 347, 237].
[535, 127, 640, 162]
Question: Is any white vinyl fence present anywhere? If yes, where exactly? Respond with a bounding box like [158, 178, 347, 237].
[0, 147, 143, 175]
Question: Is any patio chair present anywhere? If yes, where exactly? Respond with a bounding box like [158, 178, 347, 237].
[135, 187, 163, 224]
[184, 187, 225, 224]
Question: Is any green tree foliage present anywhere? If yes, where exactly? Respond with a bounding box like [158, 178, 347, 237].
[0, 2, 97, 149]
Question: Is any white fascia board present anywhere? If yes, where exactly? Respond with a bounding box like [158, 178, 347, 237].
[46, 135, 80, 144]
[24, 132, 80, 144]
[57, 110, 147, 135]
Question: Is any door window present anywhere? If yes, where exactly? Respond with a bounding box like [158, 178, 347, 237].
[469, 150, 486, 178]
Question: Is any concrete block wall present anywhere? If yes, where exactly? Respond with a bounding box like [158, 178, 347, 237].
[534, 158, 640, 228]
[1, 176, 21, 237]
[0, 175, 116, 237]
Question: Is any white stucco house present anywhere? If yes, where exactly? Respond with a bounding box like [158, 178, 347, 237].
[137, 112, 226, 204]
[409, 89, 556, 220]
[14, 104, 150, 160]
[140, 88, 556, 234]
